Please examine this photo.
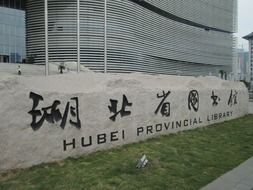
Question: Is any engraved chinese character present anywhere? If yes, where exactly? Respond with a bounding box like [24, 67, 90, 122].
[188, 90, 199, 112]
[155, 91, 171, 117]
[108, 94, 132, 121]
[28, 92, 81, 130]
[228, 90, 238, 107]
[211, 91, 221, 107]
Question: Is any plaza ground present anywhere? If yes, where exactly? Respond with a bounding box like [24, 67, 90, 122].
[249, 100, 253, 114]
[202, 157, 253, 190]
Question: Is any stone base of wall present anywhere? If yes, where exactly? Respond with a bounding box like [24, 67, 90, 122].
[0, 73, 249, 172]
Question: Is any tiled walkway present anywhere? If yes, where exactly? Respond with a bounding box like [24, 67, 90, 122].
[201, 157, 253, 190]
[249, 101, 253, 114]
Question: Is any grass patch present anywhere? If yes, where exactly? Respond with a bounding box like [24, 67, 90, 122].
[1, 115, 253, 190]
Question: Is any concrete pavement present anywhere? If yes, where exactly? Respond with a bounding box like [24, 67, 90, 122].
[201, 157, 253, 190]
[249, 100, 253, 114]
[202, 105, 253, 190]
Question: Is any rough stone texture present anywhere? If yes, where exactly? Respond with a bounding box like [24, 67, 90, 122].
[0, 73, 249, 172]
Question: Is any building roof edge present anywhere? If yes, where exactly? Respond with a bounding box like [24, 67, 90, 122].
[243, 32, 253, 40]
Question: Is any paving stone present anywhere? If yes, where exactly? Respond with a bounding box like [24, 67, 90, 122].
[201, 157, 253, 190]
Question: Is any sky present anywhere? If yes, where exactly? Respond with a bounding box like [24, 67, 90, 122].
[237, 0, 253, 50]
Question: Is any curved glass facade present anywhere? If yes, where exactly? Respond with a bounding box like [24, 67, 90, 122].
[26, 0, 237, 76]
[0, 1, 26, 63]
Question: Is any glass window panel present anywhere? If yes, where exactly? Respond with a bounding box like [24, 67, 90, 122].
[4, 0, 9, 7]
[15, 0, 20, 9]
[10, 0, 14, 8]
[21, 0, 25, 10]
[0, 46, 3, 54]
[0, 7, 25, 61]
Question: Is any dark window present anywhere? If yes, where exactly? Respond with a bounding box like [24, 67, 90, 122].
[10, 0, 14, 8]
[14, 0, 19, 9]
[4, 0, 9, 7]
[21, 0, 25, 10]
[57, 26, 63, 31]
[1, 0, 25, 10]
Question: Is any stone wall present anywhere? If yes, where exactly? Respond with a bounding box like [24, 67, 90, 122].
[0, 73, 249, 172]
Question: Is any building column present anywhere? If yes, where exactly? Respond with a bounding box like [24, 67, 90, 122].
[104, 0, 107, 73]
[45, 0, 49, 76]
[77, 0, 80, 73]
